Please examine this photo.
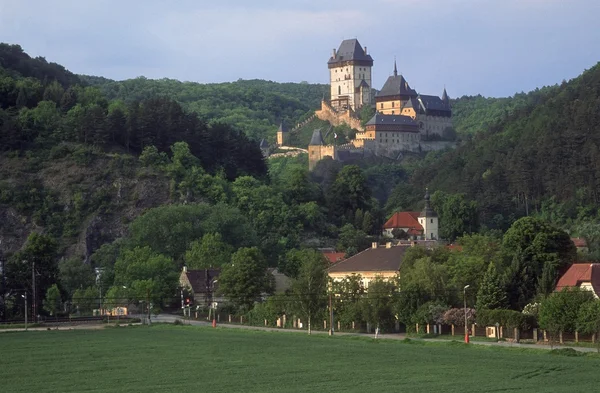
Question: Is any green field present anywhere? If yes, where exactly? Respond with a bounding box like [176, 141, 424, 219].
[1, 325, 599, 392]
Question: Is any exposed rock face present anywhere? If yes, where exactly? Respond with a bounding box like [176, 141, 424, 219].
[0, 207, 32, 255]
[0, 154, 171, 262]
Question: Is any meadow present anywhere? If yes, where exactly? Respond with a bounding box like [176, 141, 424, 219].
[0, 325, 599, 392]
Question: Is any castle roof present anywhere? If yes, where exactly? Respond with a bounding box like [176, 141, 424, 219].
[366, 113, 418, 129]
[376, 73, 417, 99]
[418, 94, 451, 113]
[309, 129, 325, 146]
[259, 139, 269, 148]
[278, 122, 288, 133]
[403, 97, 419, 110]
[442, 88, 449, 104]
[328, 39, 373, 66]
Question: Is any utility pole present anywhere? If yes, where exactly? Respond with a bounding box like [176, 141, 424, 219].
[32, 260, 36, 323]
[146, 288, 150, 324]
[328, 292, 334, 336]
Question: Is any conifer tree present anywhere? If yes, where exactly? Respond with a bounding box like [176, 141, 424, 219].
[476, 262, 507, 310]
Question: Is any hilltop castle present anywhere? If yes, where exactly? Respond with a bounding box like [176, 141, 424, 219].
[311, 38, 453, 170]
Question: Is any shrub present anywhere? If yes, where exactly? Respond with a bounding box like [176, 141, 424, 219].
[443, 308, 476, 326]
[477, 309, 536, 330]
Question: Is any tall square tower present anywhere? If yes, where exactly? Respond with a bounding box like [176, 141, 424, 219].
[328, 39, 373, 112]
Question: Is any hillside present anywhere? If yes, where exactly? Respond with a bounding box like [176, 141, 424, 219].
[410, 62, 600, 231]
[80, 75, 328, 142]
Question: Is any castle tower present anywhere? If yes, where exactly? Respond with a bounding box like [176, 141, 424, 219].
[418, 188, 438, 240]
[308, 129, 337, 171]
[276, 122, 288, 146]
[328, 39, 374, 111]
[441, 87, 450, 109]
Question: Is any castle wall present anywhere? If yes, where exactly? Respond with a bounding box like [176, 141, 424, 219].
[377, 99, 402, 115]
[315, 101, 364, 131]
[330, 64, 372, 111]
[416, 114, 453, 137]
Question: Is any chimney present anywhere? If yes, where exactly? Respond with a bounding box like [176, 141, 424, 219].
[332, 48, 337, 58]
[386, 242, 392, 249]
[364, 46, 367, 54]
[372, 242, 378, 249]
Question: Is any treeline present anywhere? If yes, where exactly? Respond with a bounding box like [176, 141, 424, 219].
[0, 58, 267, 179]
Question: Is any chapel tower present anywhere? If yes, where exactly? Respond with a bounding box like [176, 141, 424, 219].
[418, 189, 438, 240]
[328, 39, 374, 111]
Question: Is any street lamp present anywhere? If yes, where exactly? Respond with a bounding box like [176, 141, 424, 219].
[211, 279, 218, 328]
[463, 285, 470, 344]
[21, 294, 27, 331]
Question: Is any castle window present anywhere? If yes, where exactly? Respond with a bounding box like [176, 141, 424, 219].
[392, 102, 395, 107]
[431, 219, 433, 223]
[380, 103, 383, 109]
[391, 111, 394, 115]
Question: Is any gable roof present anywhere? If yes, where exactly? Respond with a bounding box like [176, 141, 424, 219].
[571, 237, 588, 248]
[322, 251, 346, 264]
[328, 245, 408, 274]
[555, 263, 600, 296]
[182, 268, 220, 294]
[328, 39, 373, 65]
[376, 74, 417, 98]
[309, 128, 325, 146]
[418, 94, 451, 113]
[383, 211, 423, 230]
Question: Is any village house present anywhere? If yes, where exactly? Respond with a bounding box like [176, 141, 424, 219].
[382, 190, 439, 240]
[555, 263, 600, 298]
[327, 242, 408, 288]
[179, 267, 222, 306]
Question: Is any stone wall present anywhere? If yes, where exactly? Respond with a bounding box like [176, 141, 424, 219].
[315, 100, 364, 131]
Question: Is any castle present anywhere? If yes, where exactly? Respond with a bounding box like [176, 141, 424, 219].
[311, 38, 453, 171]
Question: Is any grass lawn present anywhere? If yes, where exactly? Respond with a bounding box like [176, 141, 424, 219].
[1, 325, 599, 392]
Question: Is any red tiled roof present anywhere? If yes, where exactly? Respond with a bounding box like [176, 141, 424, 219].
[555, 263, 600, 296]
[383, 212, 422, 230]
[571, 238, 588, 248]
[322, 251, 346, 264]
[446, 244, 463, 251]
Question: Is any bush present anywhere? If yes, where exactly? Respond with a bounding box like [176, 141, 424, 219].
[477, 309, 536, 330]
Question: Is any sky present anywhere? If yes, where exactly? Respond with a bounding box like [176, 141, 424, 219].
[1, 0, 599, 97]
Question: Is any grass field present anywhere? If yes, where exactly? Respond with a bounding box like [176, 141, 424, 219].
[1, 325, 599, 392]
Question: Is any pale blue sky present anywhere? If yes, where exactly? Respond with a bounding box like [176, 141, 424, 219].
[1, 0, 599, 97]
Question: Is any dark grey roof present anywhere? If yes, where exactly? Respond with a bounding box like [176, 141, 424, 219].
[185, 269, 220, 294]
[418, 95, 451, 112]
[366, 114, 418, 127]
[328, 245, 408, 273]
[309, 129, 325, 146]
[403, 97, 419, 110]
[328, 39, 373, 65]
[358, 79, 370, 88]
[376, 74, 417, 98]
[259, 139, 269, 148]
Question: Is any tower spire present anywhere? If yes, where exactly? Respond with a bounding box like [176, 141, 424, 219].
[393, 57, 398, 77]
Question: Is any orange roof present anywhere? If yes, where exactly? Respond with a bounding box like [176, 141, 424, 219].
[446, 244, 463, 251]
[383, 212, 423, 230]
[571, 237, 588, 248]
[555, 263, 600, 296]
[322, 251, 346, 264]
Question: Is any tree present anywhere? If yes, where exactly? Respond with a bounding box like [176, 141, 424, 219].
[577, 301, 600, 352]
[331, 274, 365, 328]
[361, 277, 396, 332]
[538, 288, 595, 344]
[184, 233, 233, 269]
[327, 165, 371, 224]
[72, 286, 98, 315]
[430, 191, 478, 241]
[113, 246, 178, 307]
[43, 284, 61, 317]
[502, 217, 576, 308]
[476, 262, 507, 310]
[58, 258, 95, 297]
[289, 250, 329, 334]
[218, 247, 270, 310]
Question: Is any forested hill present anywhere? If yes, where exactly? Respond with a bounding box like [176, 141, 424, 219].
[80, 76, 328, 141]
[411, 62, 600, 231]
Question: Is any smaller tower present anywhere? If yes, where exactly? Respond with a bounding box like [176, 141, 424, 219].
[418, 188, 438, 240]
[441, 87, 450, 109]
[276, 122, 288, 146]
